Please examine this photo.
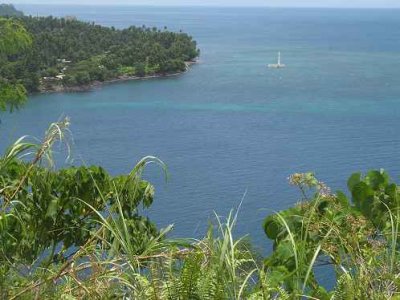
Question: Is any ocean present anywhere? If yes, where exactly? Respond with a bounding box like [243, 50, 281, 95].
[2, 5, 400, 257]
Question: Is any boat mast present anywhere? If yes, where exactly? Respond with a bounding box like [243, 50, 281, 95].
[268, 51, 285, 68]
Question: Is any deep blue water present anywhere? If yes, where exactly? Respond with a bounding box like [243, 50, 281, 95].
[2, 5, 400, 257]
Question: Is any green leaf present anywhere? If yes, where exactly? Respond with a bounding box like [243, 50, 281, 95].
[366, 170, 386, 190]
[347, 172, 361, 191]
[45, 198, 60, 219]
[336, 191, 350, 208]
[263, 216, 282, 240]
[351, 182, 374, 216]
[311, 286, 331, 300]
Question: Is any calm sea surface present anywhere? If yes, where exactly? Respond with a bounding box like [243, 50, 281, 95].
[2, 6, 400, 253]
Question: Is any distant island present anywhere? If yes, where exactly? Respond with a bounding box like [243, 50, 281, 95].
[0, 3, 23, 16]
[0, 5, 200, 93]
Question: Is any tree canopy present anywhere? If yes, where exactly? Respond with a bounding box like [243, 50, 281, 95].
[0, 14, 199, 92]
[0, 17, 32, 111]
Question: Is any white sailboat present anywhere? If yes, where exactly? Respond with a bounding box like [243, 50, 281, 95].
[268, 52, 285, 69]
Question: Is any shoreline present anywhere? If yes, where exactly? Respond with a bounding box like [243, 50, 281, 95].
[38, 60, 197, 94]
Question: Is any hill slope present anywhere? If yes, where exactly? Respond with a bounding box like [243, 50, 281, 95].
[0, 14, 199, 92]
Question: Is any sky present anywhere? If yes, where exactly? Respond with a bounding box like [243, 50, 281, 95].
[9, 0, 400, 8]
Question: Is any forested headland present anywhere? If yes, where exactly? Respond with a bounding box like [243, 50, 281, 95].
[0, 5, 199, 93]
[0, 3, 23, 17]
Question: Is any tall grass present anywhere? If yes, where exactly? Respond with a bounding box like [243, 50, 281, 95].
[2, 122, 400, 299]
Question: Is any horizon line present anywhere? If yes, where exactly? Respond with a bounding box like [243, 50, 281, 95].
[13, 3, 400, 9]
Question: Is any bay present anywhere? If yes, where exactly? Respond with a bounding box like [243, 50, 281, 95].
[2, 5, 400, 256]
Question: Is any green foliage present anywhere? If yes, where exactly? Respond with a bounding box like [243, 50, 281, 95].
[0, 119, 167, 299]
[263, 171, 400, 299]
[1, 14, 199, 91]
[113, 210, 268, 300]
[0, 18, 31, 54]
[1, 122, 400, 298]
[0, 81, 27, 111]
[0, 17, 31, 111]
[1, 161, 160, 261]
[119, 65, 136, 76]
[348, 169, 399, 231]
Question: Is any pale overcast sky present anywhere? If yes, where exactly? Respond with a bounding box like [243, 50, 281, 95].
[10, 0, 400, 8]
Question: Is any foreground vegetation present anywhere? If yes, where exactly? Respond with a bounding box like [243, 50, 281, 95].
[0, 5, 199, 92]
[1, 120, 400, 299]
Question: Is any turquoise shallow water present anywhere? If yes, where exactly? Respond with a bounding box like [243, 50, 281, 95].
[2, 6, 400, 260]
